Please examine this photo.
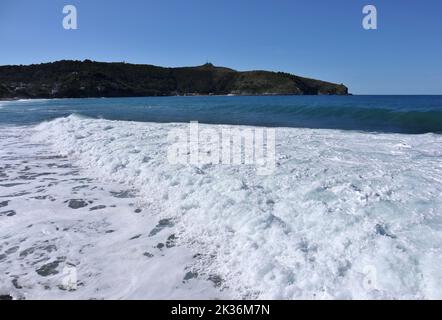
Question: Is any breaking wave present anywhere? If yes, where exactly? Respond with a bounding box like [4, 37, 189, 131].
[29, 115, 442, 299]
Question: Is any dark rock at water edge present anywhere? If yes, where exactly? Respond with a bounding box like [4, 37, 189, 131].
[149, 218, 174, 237]
[0, 200, 9, 208]
[66, 199, 89, 209]
[36, 260, 61, 277]
[89, 205, 106, 211]
[183, 271, 198, 282]
[0, 210, 16, 217]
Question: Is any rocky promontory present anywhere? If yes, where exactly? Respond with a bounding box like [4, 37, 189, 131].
[0, 60, 348, 99]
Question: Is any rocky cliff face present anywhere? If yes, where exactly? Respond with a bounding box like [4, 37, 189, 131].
[0, 60, 348, 99]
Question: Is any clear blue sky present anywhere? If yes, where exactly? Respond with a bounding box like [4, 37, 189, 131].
[1, 0, 441, 94]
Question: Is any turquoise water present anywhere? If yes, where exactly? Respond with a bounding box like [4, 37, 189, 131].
[1, 95, 442, 133]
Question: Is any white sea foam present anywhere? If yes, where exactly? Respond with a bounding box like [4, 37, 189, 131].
[15, 98, 54, 103]
[0, 125, 226, 299]
[19, 115, 442, 298]
[0, 99, 50, 108]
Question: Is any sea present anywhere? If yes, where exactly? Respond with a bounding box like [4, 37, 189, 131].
[0, 95, 441, 299]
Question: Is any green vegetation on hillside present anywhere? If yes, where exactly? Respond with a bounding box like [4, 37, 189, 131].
[0, 60, 348, 99]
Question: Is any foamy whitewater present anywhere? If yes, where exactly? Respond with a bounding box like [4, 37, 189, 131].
[1, 114, 441, 299]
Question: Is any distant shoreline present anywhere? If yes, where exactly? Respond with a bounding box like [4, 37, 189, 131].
[0, 93, 353, 102]
[6, 95, 442, 102]
[0, 60, 348, 100]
